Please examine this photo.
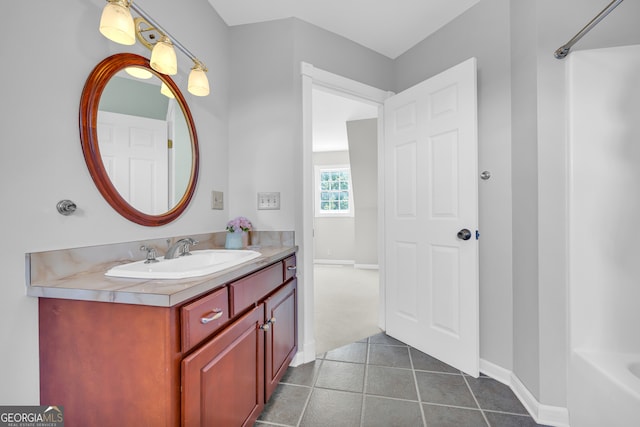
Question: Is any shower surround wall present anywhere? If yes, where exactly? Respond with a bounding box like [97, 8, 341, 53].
[568, 44, 640, 426]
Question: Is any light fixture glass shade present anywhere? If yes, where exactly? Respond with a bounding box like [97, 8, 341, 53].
[99, 1, 135, 45]
[150, 36, 177, 75]
[160, 82, 175, 99]
[125, 67, 153, 79]
[188, 64, 210, 96]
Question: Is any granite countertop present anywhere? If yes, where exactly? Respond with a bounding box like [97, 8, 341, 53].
[27, 245, 297, 307]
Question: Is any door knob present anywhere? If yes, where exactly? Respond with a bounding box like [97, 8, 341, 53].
[457, 229, 472, 241]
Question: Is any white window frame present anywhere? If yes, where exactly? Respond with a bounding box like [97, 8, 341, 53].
[314, 164, 355, 217]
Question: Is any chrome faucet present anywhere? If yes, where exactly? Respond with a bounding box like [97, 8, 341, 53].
[165, 238, 199, 259]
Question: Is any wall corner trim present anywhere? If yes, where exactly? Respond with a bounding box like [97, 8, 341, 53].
[480, 359, 570, 427]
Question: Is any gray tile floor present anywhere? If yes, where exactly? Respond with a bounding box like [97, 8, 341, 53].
[256, 333, 549, 427]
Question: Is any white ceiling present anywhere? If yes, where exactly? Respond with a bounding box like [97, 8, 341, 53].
[312, 89, 378, 152]
[207, 0, 481, 59]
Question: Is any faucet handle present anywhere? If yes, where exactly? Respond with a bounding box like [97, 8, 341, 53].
[140, 245, 159, 264]
[181, 239, 199, 256]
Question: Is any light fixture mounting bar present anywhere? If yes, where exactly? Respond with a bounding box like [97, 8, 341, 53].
[129, 2, 202, 66]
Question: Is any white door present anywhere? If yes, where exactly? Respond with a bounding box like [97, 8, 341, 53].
[98, 111, 169, 214]
[384, 57, 479, 376]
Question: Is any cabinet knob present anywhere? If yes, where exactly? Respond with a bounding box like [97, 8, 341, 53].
[200, 309, 223, 324]
[286, 265, 297, 271]
[260, 317, 276, 331]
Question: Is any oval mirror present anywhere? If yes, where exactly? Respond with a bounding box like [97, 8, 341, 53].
[80, 53, 199, 226]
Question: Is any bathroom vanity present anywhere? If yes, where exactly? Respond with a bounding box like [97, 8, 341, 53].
[31, 236, 297, 427]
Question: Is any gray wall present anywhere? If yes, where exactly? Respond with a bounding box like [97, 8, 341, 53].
[510, 0, 541, 398]
[228, 19, 297, 231]
[311, 119, 379, 266]
[347, 119, 378, 266]
[228, 18, 394, 232]
[395, 0, 514, 376]
[395, 0, 640, 409]
[99, 76, 170, 120]
[313, 151, 355, 262]
[1, 0, 229, 404]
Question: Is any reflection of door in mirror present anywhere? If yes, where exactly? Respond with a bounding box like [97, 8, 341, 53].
[98, 111, 168, 214]
[98, 72, 193, 215]
[167, 101, 191, 207]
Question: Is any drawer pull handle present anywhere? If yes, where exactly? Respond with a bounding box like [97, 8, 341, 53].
[200, 309, 224, 324]
[286, 266, 297, 271]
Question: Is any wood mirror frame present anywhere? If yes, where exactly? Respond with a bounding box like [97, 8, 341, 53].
[80, 53, 199, 226]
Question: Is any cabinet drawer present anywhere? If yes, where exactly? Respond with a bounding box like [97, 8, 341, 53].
[230, 262, 283, 316]
[283, 255, 297, 282]
[181, 287, 229, 352]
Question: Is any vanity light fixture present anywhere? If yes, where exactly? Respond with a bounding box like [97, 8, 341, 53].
[149, 35, 177, 75]
[188, 61, 210, 96]
[98, 0, 210, 96]
[99, 0, 135, 45]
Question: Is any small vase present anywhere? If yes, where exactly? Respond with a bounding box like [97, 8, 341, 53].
[225, 232, 244, 249]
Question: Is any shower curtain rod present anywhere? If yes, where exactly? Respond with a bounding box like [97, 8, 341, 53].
[554, 0, 624, 59]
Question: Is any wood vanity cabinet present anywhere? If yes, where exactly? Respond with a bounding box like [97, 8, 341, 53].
[39, 254, 297, 427]
[182, 305, 265, 426]
[264, 278, 297, 400]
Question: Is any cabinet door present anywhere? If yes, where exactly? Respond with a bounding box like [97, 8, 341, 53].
[264, 278, 298, 400]
[182, 305, 265, 427]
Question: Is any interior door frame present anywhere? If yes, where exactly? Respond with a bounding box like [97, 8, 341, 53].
[299, 62, 392, 363]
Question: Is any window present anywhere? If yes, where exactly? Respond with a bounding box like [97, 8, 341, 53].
[315, 165, 354, 217]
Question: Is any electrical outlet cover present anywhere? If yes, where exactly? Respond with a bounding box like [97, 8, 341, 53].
[211, 191, 224, 210]
[257, 192, 280, 210]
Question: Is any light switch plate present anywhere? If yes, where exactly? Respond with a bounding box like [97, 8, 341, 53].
[257, 192, 280, 210]
[211, 191, 224, 210]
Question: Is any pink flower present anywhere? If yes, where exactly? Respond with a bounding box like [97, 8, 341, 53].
[226, 216, 253, 233]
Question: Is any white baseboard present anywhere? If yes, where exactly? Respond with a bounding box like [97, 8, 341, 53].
[480, 358, 570, 427]
[353, 264, 379, 270]
[313, 259, 354, 266]
[290, 339, 316, 367]
[479, 358, 512, 385]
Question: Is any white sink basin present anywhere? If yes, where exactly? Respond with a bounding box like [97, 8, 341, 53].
[105, 249, 262, 279]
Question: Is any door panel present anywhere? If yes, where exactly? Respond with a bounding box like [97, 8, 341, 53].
[431, 245, 460, 337]
[395, 142, 417, 217]
[265, 279, 297, 401]
[393, 242, 418, 321]
[384, 57, 479, 376]
[98, 111, 168, 214]
[430, 131, 459, 217]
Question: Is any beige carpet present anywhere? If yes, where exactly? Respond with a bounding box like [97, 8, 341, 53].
[313, 265, 382, 354]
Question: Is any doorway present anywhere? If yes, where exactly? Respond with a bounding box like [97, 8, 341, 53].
[300, 60, 479, 375]
[300, 63, 390, 362]
[311, 87, 380, 354]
